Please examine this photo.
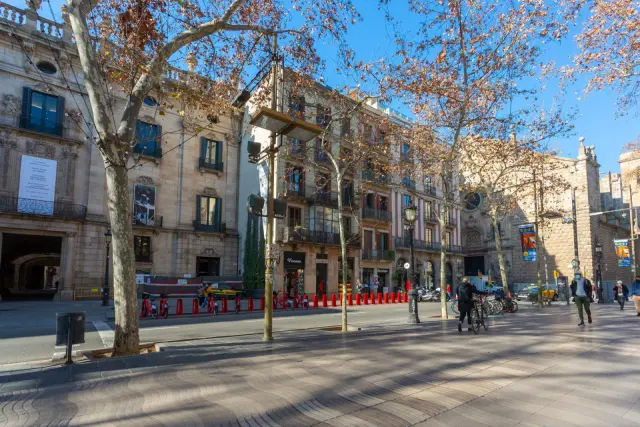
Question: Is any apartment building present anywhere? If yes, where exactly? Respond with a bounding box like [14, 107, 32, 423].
[0, 2, 240, 300]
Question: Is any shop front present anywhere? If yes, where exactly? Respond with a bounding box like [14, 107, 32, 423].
[283, 251, 305, 298]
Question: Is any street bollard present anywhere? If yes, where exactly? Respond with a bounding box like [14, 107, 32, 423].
[331, 294, 337, 307]
[392, 292, 396, 303]
[248, 297, 254, 312]
[404, 293, 408, 303]
[313, 294, 319, 307]
[260, 296, 265, 311]
[397, 291, 402, 302]
[371, 293, 376, 304]
[322, 294, 328, 307]
[385, 293, 390, 304]
[176, 299, 183, 316]
[222, 298, 228, 313]
[363, 293, 369, 305]
[356, 294, 361, 305]
[192, 298, 199, 315]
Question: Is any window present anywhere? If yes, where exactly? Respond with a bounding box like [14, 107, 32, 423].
[464, 192, 482, 211]
[20, 87, 64, 136]
[402, 143, 410, 155]
[288, 137, 304, 156]
[379, 233, 389, 251]
[402, 194, 413, 208]
[134, 236, 151, 262]
[196, 195, 222, 230]
[316, 172, 331, 194]
[316, 106, 331, 128]
[365, 193, 375, 209]
[200, 137, 222, 169]
[143, 96, 159, 106]
[425, 228, 433, 244]
[379, 196, 389, 212]
[315, 138, 329, 161]
[134, 120, 162, 157]
[363, 123, 373, 141]
[288, 207, 302, 228]
[196, 257, 220, 277]
[289, 95, 305, 118]
[425, 200, 433, 218]
[310, 206, 340, 234]
[343, 216, 352, 234]
[36, 61, 57, 75]
[286, 165, 304, 194]
[445, 231, 453, 248]
[341, 118, 351, 137]
[343, 179, 354, 205]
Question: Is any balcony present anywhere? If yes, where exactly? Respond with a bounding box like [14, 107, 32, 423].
[315, 149, 330, 164]
[286, 144, 305, 158]
[394, 237, 440, 252]
[424, 211, 437, 224]
[446, 215, 457, 227]
[306, 186, 338, 207]
[362, 249, 395, 262]
[282, 184, 306, 198]
[402, 179, 416, 191]
[0, 196, 87, 220]
[424, 185, 437, 197]
[281, 226, 360, 248]
[132, 215, 163, 229]
[447, 245, 464, 254]
[361, 170, 390, 185]
[362, 207, 392, 222]
[133, 144, 162, 158]
[193, 220, 226, 233]
[400, 152, 412, 163]
[199, 158, 224, 172]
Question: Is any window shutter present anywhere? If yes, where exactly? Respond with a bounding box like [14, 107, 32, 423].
[155, 124, 162, 157]
[54, 95, 65, 136]
[215, 141, 222, 166]
[215, 198, 222, 230]
[199, 137, 207, 160]
[195, 196, 201, 224]
[19, 87, 32, 129]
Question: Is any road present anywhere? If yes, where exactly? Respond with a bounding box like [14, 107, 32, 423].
[0, 299, 454, 365]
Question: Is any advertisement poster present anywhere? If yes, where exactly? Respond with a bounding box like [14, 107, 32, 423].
[257, 160, 269, 238]
[519, 224, 537, 262]
[133, 184, 156, 226]
[18, 155, 57, 215]
[615, 239, 631, 267]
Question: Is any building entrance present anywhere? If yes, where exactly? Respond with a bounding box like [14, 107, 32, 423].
[0, 233, 62, 300]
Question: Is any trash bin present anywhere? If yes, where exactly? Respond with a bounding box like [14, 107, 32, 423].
[56, 312, 86, 346]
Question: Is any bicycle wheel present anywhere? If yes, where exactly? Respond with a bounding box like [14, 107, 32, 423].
[163, 308, 169, 319]
[511, 301, 519, 313]
[450, 301, 459, 315]
[481, 307, 489, 330]
[471, 309, 480, 334]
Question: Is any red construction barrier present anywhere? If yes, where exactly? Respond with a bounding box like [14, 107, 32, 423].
[391, 292, 397, 303]
[248, 297, 254, 312]
[348, 294, 353, 306]
[331, 294, 337, 307]
[140, 299, 150, 317]
[385, 293, 390, 304]
[356, 294, 361, 305]
[322, 294, 328, 307]
[313, 294, 319, 308]
[378, 293, 383, 304]
[260, 296, 265, 311]
[363, 293, 369, 305]
[404, 293, 408, 303]
[222, 298, 228, 313]
[191, 298, 199, 315]
[176, 298, 183, 316]
[397, 291, 402, 302]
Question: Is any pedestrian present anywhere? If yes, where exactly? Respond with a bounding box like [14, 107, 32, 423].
[355, 279, 362, 295]
[613, 280, 629, 310]
[457, 277, 488, 332]
[446, 284, 451, 299]
[570, 272, 593, 326]
[630, 276, 640, 317]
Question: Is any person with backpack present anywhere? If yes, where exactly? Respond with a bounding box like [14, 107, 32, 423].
[571, 272, 593, 326]
[613, 280, 629, 310]
[457, 277, 488, 332]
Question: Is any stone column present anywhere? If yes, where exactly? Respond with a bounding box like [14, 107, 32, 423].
[58, 232, 76, 301]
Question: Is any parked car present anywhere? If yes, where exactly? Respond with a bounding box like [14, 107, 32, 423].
[527, 284, 559, 302]
[204, 282, 244, 299]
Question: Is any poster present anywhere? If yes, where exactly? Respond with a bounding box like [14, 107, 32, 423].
[18, 155, 57, 215]
[519, 224, 537, 262]
[133, 184, 156, 226]
[257, 160, 269, 238]
[615, 239, 631, 267]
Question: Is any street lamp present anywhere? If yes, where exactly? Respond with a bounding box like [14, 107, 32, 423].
[102, 229, 112, 306]
[405, 205, 420, 324]
[595, 241, 604, 303]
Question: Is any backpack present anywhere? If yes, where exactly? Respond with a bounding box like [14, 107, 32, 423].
[457, 283, 471, 303]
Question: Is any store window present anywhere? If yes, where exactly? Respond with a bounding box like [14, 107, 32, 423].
[134, 236, 151, 262]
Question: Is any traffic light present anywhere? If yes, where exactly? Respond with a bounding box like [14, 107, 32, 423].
[247, 141, 262, 163]
[247, 194, 265, 216]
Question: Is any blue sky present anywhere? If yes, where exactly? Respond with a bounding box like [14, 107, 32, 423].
[16, 0, 637, 173]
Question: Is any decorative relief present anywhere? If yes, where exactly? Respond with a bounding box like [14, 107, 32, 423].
[0, 129, 17, 147]
[0, 94, 19, 115]
[31, 82, 55, 94]
[61, 145, 78, 159]
[26, 140, 56, 159]
[201, 187, 218, 197]
[140, 114, 157, 124]
[136, 176, 154, 185]
[201, 247, 216, 256]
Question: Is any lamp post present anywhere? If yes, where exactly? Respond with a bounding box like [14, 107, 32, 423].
[595, 241, 603, 303]
[102, 229, 112, 306]
[405, 205, 420, 324]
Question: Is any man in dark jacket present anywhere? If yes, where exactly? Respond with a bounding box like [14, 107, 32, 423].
[613, 280, 629, 310]
[570, 272, 592, 326]
[457, 277, 487, 332]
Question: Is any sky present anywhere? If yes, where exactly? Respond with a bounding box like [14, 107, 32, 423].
[13, 0, 637, 174]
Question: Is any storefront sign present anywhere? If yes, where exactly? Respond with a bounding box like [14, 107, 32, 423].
[284, 251, 305, 269]
[615, 239, 631, 267]
[377, 269, 389, 273]
[18, 155, 57, 215]
[518, 224, 537, 262]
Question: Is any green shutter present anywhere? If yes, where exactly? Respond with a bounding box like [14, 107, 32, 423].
[199, 137, 207, 161]
[195, 196, 201, 224]
[215, 198, 222, 230]
[20, 87, 32, 129]
[155, 124, 162, 157]
[215, 141, 222, 166]
[54, 95, 65, 136]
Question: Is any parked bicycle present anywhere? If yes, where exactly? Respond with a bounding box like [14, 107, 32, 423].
[470, 295, 488, 334]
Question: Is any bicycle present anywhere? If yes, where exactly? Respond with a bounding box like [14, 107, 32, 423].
[470, 295, 488, 334]
[503, 298, 518, 313]
[207, 295, 219, 315]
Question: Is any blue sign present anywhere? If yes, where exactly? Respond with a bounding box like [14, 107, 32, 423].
[519, 224, 537, 262]
[615, 239, 630, 268]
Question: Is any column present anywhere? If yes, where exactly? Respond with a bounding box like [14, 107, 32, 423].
[59, 232, 76, 301]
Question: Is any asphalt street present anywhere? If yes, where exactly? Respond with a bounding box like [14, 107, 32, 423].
[0, 299, 454, 365]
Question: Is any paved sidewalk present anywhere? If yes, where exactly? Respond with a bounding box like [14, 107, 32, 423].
[0, 304, 639, 426]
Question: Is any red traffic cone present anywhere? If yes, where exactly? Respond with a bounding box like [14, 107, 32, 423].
[332, 294, 337, 307]
[363, 293, 369, 305]
[322, 294, 328, 307]
[313, 294, 319, 307]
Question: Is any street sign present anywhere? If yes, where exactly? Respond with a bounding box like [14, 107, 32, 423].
[553, 270, 559, 279]
[403, 262, 410, 269]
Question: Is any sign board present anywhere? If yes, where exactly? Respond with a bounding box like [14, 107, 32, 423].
[177, 279, 188, 285]
[283, 251, 305, 269]
[18, 155, 57, 215]
[183, 274, 192, 278]
[257, 161, 269, 238]
[553, 270, 559, 279]
[403, 262, 410, 270]
[615, 239, 631, 267]
[519, 224, 537, 262]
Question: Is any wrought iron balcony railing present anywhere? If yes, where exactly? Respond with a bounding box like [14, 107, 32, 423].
[424, 211, 437, 224]
[362, 249, 395, 261]
[0, 196, 87, 220]
[361, 170, 390, 185]
[424, 184, 437, 197]
[446, 215, 457, 227]
[132, 215, 163, 229]
[362, 207, 392, 222]
[281, 226, 360, 248]
[282, 184, 306, 198]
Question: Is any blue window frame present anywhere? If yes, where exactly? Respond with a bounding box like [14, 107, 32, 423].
[196, 195, 222, 230]
[199, 137, 223, 170]
[402, 194, 412, 208]
[20, 87, 65, 136]
[134, 121, 162, 157]
[287, 165, 304, 193]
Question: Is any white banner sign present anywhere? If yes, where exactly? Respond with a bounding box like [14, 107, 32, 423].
[18, 155, 57, 215]
[257, 160, 269, 239]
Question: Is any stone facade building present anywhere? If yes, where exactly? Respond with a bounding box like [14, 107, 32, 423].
[0, 2, 240, 300]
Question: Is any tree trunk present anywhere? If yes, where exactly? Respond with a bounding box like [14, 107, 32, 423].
[491, 212, 510, 296]
[439, 203, 448, 319]
[336, 176, 348, 332]
[105, 163, 140, 355]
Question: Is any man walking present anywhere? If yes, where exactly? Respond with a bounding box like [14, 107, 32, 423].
[613, 280, 629, 310]
[457, 277, 487, 332]
[571, 272, 593, 326]
[630, 276, 640, 317]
